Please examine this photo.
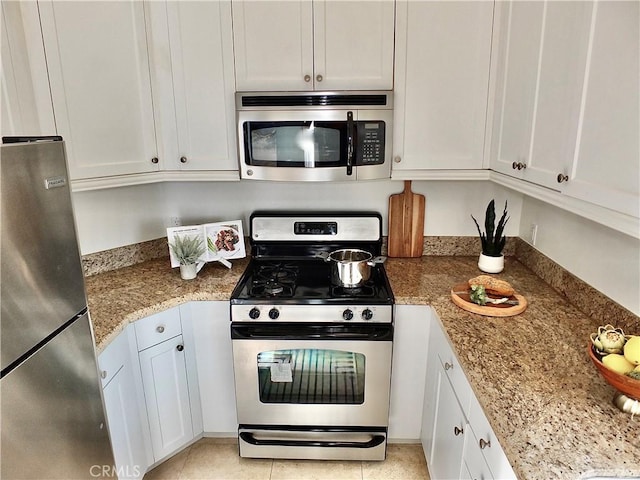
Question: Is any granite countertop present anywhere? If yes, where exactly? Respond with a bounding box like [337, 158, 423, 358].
[85, 255, 640, 480]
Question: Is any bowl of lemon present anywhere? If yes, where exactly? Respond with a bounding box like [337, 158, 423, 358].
[589, 324, 640, 413]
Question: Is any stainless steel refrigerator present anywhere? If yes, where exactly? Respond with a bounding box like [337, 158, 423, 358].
[1, 137, 115, 479]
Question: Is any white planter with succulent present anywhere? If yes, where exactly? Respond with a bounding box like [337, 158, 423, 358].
[471, 200, 509, 274]
[168, 234, 206, 280]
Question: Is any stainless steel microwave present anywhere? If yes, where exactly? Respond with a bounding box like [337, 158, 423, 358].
[236, 91, 393, 181]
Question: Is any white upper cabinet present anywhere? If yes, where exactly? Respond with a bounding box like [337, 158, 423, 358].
[148, 1, 238, 174]
[563, 1, 639, 219]
[39, 1, 159, 180]
[1, 2, 55, 137]
[490, 1, 639, 225]
[38, 0, 238, 186]
[392, 1, 494, 174]
[232, 0, 394, 91]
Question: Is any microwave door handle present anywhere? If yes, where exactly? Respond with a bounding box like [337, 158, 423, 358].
[346, 111, 354, 176]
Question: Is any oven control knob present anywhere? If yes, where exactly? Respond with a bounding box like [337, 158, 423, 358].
[249, 307, 260, 319]
[342, 309, 354, 321]
[268, 308, 280, 320]
[362, 309, 374, 321]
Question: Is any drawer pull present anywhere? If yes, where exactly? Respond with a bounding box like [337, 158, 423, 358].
[100, 370, 107, 379]
[444, 362, 453, 371]
[156, 325, 165, 333]
[557, 173, 569, 183]
[454, 426, 464, 436]
[479, 438, 491, 449]
[176, 344, 184, 352]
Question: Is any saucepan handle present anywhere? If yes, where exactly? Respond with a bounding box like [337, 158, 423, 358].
[368, 256, 386, 266]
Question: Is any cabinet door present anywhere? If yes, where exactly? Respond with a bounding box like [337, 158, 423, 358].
[314, 1, 394, 91]
[139, 334, 194, 460]
[100, 329, 151, 479]
[461, 428, 494, 480]
[182, 301, 237, 434]
[39, 1, 158, 180]
[232, 0, 313, 91]
[1, 2, 55, 137]
[429, 368, 466, 480]
[158, 1, 237, 172]
[563, 1, 640, 218]
[103, 365, 149, 479]
[393, 1, 494, 171]
[490, 1, 543, 178]
[389, 305, 429, 440]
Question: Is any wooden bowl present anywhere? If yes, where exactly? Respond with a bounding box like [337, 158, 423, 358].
[588, 344, 640, 401]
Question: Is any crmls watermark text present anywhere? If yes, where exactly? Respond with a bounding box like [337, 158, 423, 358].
[90, 464, 141, 478]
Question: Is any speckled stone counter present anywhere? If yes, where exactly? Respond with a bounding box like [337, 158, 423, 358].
[85, 254, 639, 480]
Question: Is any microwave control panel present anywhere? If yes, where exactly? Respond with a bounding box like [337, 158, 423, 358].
[356, 121, 385, 165]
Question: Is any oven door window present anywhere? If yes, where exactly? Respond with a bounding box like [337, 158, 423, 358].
[257, 349, 365, 404]
[243, 121, 347, 168]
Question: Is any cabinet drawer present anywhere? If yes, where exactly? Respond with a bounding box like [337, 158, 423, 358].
[97, 327, 129, 388]
[134, 308, 182, 351]
[468, 394, 517, 480]
[437, 349, 472, 416]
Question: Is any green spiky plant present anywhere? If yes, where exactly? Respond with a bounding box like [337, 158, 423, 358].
[168, 234, 205, 265]
[471, 199, 509, 257]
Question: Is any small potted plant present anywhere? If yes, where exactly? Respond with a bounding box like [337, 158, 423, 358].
[471, 199, 509, 273]
[168, 234, 206, 280]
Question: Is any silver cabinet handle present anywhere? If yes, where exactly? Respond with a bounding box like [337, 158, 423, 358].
[444, 362, 453, 371]
[479, 438, 491, 449]
[100, 370, 107, 379]
[557, 173, 569, 183]
[304, 75, 311, 82]
[316, 74, 323, 82]
[151, 157, 159, 164]
[176, 344, 184, 352]
[156, 325, 165, 333]
[454, 426, 464, 436]
[180, 156, 187, 164]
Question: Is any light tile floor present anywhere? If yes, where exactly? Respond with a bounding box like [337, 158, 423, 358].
[144, 438, 430, 480]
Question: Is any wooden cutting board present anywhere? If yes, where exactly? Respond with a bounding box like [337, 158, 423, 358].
[450, 283, 527, 317]
[388, 181, 425, 257]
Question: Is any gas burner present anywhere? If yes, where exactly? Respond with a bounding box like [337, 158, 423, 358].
[331, 283, 376, 298]
[249, 263, 298, 298]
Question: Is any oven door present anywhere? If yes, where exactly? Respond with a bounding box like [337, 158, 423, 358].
[231, 322, 393, 428]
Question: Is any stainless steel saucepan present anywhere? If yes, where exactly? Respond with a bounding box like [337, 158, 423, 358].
[317, 249, 386, 288]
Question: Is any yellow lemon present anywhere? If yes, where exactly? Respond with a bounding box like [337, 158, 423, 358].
[602, 353, 635, 375]
[624, 336, 640, 366]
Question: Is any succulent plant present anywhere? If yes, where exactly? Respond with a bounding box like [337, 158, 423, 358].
[471, 199, 509, 257]
[168, 234, 205, 265]
[590, 324, 627, 355]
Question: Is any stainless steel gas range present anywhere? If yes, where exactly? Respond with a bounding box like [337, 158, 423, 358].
[230, 211, 394, 461]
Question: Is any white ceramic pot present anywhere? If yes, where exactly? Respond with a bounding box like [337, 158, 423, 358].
[478, 253, 504, 274]
[179, 263, 198, 280]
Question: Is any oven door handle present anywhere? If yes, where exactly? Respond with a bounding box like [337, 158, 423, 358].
[231, 324, 393, 341]
[239, 432, 385, 449]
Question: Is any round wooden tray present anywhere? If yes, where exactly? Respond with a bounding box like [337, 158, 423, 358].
[450, 283, 527, 317]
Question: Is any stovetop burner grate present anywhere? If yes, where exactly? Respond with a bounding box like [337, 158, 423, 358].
[249, 263, 299, 298]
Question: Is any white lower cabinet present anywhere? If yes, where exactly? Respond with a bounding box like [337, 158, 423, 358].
[99, 326, 152, 479]
[135, 308, 199, 461]
[423, 311, 516, 480]
[389, 305, 430, 440]
[180, 301, 237, 434]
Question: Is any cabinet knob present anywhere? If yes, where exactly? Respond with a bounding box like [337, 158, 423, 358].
[100, 370, 107, 379]
[511, 161, 518, 170]
[512, 161, 526, 170]
[444, 362, 453, 371]
[176, 344, 184, 352]
[304, 75, 311, 82]
[557, 173, 569, 183]
[151, 157, 159, 164]
[479, 438, 491, 449]
[454, 426, 464, 436]
[180, 156, 187, 164]
[316, 74, 323, 82]
[393, 155, 402, 163]
[156, 325, 165, 333]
